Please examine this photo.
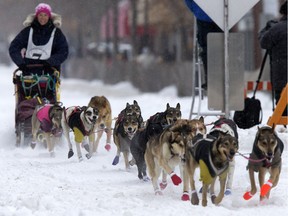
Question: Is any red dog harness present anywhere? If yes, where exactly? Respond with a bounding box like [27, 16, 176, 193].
[36, 105, 53, 132]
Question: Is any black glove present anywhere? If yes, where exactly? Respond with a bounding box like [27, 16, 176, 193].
[19, 64, 27, 72]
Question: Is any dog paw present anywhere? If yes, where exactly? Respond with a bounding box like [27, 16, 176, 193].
[68, 149, 74, 159]
[112, 156, 119, 165]
[211, 194, 216, 203]
[30, 142, 36, 149]
[105, 143, 111, 151]
[155, 189, 163, 195]
[181, 192, 190, 201]
[142, 176, 150, 182]
[129, 158, 136, 166]
[50, 151, 55, 158]
[86, 153, 91, 159]
[260, 196, 268, 205]
[191, 192, 199, 205]
[170, 172, 182, 185]
[78, 156, 83, 162]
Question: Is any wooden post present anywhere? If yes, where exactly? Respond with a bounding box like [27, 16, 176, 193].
[267, 84, 288, 126]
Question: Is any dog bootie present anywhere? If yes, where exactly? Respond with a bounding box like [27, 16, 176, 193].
[112, 155, 119, 165]
[181, 192, 190, 201]
[105, 143, 111, 151]
[170, 172, 182, 185]
[261, 180, 273, 197]
[224, 188, 232, 196]
[30, 142, 36, 149]
[68, 149, 74, 159]
[243, 191, 254, 200]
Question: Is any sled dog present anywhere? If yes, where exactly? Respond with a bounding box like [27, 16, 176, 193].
[62, 106, 98, 161]
[185, 131, 238, 206]
[130, 103, 182, 181]
[112, 113, 139, 170]
[88, 96, 112, 152]
[243, 125, 284, 202]
[145, 119, 204, 195]
[31, 103, 64, 157]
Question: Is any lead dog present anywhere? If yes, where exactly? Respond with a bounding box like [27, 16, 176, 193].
[88, 96, 113, 152]
[145, 119, 205, 195]
[185, 131, 238, 206]
[130, 103, 182, 181]
[243, 125, 284, 202]
[61, 106, 98, 161]
[31, 103, 63, 157]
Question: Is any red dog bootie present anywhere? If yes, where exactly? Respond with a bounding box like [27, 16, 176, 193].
[243, 191, 254, 200]
[170, 172, 182, 185]
[105, 143, 111, 151]
[261, 180, 273, 197]
[181, 191, 190, 201]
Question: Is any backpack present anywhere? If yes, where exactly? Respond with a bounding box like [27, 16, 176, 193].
[233, 51, 267, 129]
[233, 96, 262, 129]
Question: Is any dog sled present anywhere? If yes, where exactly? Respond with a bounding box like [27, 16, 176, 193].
[13, 64, 61, 147]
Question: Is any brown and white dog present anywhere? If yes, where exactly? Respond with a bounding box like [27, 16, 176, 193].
[243, 125, 284, 202]
[61, 106, 98, 162]
[31, 103, 64, 157]
[88, 96, 113, 153]
[145, 119, 206, 195]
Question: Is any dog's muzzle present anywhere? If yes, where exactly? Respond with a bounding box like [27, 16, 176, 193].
[126, 127, 136, 139]
[227, 149, 236, 161]
[266, 152, 274, 161]
[89, 116, 97, 124]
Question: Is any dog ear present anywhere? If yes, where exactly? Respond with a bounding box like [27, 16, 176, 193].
[166, 103, 170, 109]
[126, 102, 130, 107]
[199, 116, 204, 123]
[133, 100, 138, 105]
[176, 103, 180, 110]
[81, 106, 87, 111]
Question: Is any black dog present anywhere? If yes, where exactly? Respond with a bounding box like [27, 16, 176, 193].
[130, 103, 181, 180]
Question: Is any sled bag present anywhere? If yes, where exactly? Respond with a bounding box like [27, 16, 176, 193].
[233, 97, 262, 129]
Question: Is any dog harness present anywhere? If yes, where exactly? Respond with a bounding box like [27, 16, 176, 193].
[26, 28, 56, 60]
[209, 118, 238, 139]
[67, 108, 92, 143]
[248, 131, 284, 169]
[36, 105, 53, 132]
[190, 134, 229, 184]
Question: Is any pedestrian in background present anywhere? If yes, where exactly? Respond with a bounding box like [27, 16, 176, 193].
[259, 1, 287, 117]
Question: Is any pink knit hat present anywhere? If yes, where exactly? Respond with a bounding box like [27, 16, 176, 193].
[35, 3, 52, 17]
